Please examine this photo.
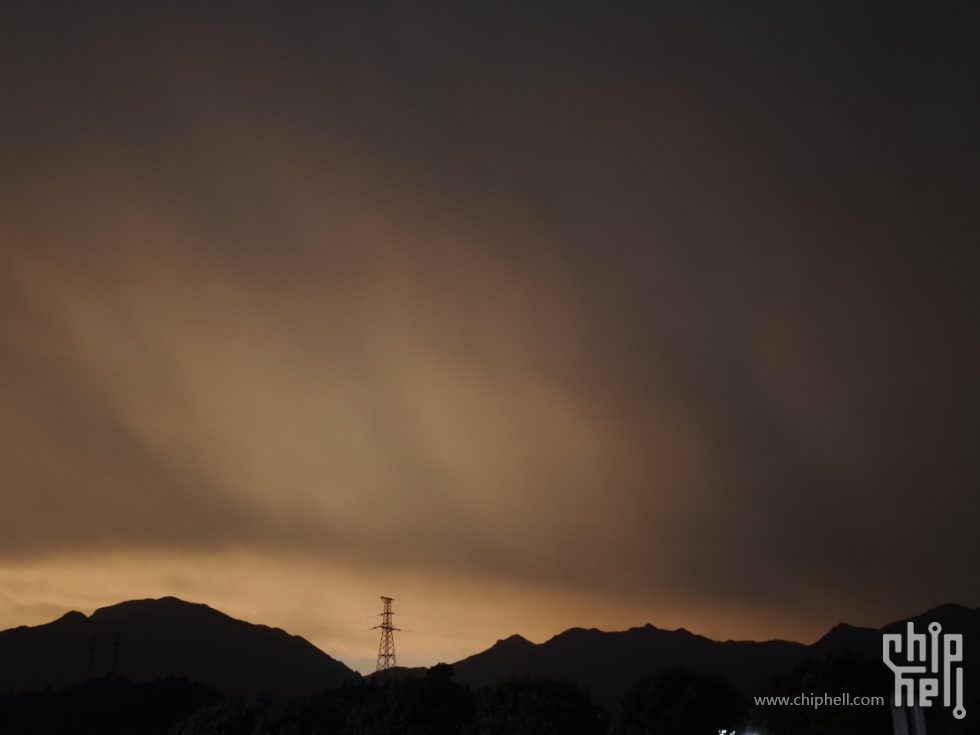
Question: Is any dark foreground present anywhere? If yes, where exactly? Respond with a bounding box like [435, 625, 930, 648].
[0, 655, 975, 735]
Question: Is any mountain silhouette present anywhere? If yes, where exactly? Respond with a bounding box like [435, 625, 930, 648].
[451, 603, 980, 706]
[2, 597, 978, 708]
[808, 603, 980, 660]
[451, 625, 804, 706]
[0, 597, 360, 698]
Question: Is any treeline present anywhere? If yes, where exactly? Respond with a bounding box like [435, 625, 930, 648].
[0, 675, 220, 735]
[3, 652, 974, 734]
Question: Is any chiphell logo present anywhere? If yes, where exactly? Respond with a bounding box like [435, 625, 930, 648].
[883, 622, 965, 720]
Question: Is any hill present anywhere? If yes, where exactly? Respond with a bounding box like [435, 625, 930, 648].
[451, 603, 980, 706]
[451, 625, 804, 705]
[3, 596, 978, 709]
[0, 596, 360, 698]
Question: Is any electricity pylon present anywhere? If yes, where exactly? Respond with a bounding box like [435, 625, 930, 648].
[374, 596, 399, 674]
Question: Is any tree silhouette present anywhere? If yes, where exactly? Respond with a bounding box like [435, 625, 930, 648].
[342, 670, 475, 735]
[611, 668, 747, 735]
[168, 697, 257, 735]
[748, 651, 891, 735]
[0, 676, 220, 735]
[471, 676, 606, 735]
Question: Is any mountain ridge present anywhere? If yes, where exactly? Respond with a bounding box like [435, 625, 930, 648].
[0, 596, 360, 698]
[450, 602, 980, 705]
[2, 597, 977, 707]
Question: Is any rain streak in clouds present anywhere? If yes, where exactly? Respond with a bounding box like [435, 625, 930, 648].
[0, 3, 977, 670]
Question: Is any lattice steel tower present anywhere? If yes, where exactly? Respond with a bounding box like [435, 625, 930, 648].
[374, 596, 399, 673]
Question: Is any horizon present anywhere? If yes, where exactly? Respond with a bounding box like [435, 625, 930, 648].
[1, 3, 977, 675]
[5, 593, 976, 677]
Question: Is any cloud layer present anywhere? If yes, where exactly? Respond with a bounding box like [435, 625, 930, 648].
[0, 3, 977, 661]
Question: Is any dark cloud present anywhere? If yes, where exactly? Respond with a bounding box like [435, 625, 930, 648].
[0, 2, 977, 637]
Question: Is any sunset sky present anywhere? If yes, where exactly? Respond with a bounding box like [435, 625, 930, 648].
[1, 3, 977, 674]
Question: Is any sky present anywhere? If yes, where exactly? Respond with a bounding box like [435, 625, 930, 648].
[0, 2, 978, 674]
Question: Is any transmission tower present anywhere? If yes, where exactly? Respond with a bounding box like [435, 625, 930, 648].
[374, 596, 400, 673]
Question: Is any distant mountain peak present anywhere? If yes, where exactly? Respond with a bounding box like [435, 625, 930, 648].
[92, 595, 218, 616]
[55, 610, 88, 624]
[493, 633, 534, 649]
[452, 603, 980, 707]
[914, 602, 973, 619]
[0, 596, 360, 697]
[811, 621, 872, 648]
[548, 626, 602, 643]
[824, 621, 862, 634]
